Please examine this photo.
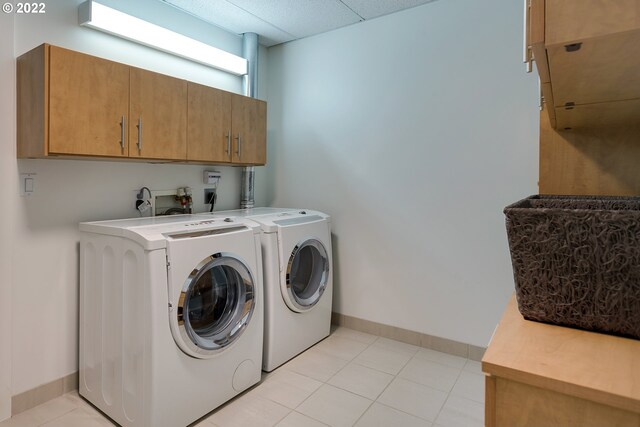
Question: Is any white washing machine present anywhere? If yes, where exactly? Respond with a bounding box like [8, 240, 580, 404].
[199, 209, 333, 372]
[79, 215, 263, 427]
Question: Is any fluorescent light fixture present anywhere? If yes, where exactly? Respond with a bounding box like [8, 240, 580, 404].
[78, 0, 247, 76]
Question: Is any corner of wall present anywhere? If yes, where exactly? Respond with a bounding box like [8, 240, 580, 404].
[0, 6, 15, 422]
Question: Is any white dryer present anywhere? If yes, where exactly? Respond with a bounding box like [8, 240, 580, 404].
[199, 209, 333, 372]
[79, 215, 263, 427]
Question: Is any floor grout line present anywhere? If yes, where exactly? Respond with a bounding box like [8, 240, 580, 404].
[3, 327, 484, 427]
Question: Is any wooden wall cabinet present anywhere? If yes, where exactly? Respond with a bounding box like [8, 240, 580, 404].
[17, 44, 266, 166]
[18, 44, 130, 158]
[526, 0, 640, 129]
[231, 94, 267, 165]
[129, 68, 187, 160]
[187, 83, 266, 165]
[187, 83, 232, 163]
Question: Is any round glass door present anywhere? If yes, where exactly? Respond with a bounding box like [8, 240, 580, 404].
[177, 252, 255, 356]
[285, 238, 329, 312]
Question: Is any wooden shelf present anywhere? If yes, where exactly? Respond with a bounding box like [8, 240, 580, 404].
[554, 98, 640, 130]
[529, 0, 640, 129]
[547, 31, 640, 108]
[482, 295, 640, 426]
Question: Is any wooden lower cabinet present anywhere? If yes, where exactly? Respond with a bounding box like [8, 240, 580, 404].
[486, 376, 640, 427]
[483, 297, 640, 427]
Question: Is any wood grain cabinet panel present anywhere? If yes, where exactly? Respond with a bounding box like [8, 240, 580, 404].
[529, 0, 640, 129]
[187, 83, 232, 163]
[18, 44, 130, 158]
[49, 46, 130, 157]
[129, 68, 187, 160]
[187, 85, 267, 165]
[17, 43, 267, 166]
[231, 94, 267, 165]
[547, 30, 640, 108]
[17, 44, 48, 158]
[494, 379, 640, 427]
[545, 0, 640, 45]
[483, 297, 640, 426]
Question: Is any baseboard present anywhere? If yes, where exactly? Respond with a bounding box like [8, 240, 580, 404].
[331, 312, 486, 361]
[11, 371, 78, 416]
[10, 317, 486, 416]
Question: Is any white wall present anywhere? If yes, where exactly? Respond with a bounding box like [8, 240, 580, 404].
[6, 0, 535, 403]
[265, 0, 539, 347]
[1, 6, 15, 421]
[10, 0, 268, 395]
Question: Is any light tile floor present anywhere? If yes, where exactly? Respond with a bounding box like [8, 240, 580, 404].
[0, 327, 484, 427]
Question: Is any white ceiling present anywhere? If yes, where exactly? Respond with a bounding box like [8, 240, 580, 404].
[159, 0, 438, 47]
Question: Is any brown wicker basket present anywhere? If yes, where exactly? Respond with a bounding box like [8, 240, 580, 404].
[504, 195, 640, 339]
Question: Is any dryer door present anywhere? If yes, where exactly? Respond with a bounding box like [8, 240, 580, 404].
[283, 238, 330, 312]
[176, 252, 255, 357]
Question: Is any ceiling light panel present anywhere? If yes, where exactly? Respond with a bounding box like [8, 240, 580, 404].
[342, 0, 437, 20]
[227, 0, 362, 39]
[161, 0, 296, 46]
[79, 1, 248, 74]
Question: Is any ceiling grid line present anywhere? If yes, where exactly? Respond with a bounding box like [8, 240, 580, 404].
[223, 0, 296, 38]
[338, 0, 365, 21]
[161, 0, 439, 47]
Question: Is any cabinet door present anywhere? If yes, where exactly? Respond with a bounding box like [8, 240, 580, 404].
[49, 46, 129, 157]
[129, 68, 187, 160]
[187, 83, 232, 163]
[231, 95, 266, 165]
[545, 0, 640, 46]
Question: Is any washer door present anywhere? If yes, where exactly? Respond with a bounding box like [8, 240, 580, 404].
[283, 238, 330, 312]
[177, 252, 255, 357]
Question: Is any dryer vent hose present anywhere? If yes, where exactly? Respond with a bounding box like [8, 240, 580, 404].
[240, 167, 255, 210]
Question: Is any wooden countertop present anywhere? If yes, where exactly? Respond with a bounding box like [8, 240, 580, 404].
[482, 295, 640, 414]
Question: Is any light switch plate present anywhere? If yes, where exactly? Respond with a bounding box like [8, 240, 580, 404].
[20, 173, 36, 196]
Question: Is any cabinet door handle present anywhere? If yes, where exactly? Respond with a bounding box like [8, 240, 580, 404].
[137, 117, 143, 151]
[523, 0, 532, 73]
[539, 78, 543, 111]
[120, 115, 126, 150]
[236, 134, 241, 159]
[226, 130, 231, 158]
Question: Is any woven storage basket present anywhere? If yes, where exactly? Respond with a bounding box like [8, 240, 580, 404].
[504, 194, 640, 339]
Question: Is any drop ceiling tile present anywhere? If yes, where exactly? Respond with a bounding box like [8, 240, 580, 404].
[342, 0, 437, 20]
[161, 0, 441, 47]
[227, 0, 362, 38]
[161, 0, 295, 46]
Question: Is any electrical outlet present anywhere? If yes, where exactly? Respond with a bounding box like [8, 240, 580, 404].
[204, 189, 216, 204]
